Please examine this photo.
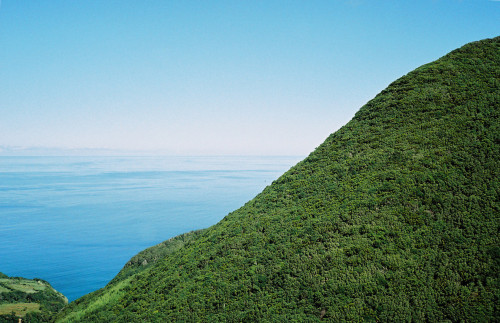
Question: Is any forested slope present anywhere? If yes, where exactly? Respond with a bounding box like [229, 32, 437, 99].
[58, 36, 499, 322]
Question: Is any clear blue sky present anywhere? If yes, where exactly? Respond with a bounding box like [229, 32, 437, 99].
[0, 1, 498, 155]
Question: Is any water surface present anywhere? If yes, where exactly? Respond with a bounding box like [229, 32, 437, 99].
[0, 156, 301, 301]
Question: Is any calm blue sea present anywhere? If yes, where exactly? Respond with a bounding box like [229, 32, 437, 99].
[0, 155, 301, 301]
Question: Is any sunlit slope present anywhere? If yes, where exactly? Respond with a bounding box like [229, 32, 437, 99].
[58, 36, 499, 322]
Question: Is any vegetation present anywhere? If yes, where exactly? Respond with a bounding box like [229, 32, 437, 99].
[51, 36, 499, 321]
[111, 229, 207, 283]
[0, 304, 40, 318]
[0, 274, 67, 322]
[57, 230, 205, 322]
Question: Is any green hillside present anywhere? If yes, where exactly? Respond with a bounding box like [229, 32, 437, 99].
[58, 36, 499, 322]
[0, 273, 67, 322]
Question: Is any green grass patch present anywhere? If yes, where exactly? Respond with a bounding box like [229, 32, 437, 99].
[0, 303, 40, 317]
[6, 280, 46, 293]
[0, 285, 11, 293]
[57, 276, 133, 322]
[0, 278, 47, 294]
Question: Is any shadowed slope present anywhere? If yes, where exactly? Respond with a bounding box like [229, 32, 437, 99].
[58, 36, 499, 322]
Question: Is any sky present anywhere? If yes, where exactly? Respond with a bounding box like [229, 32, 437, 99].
[0, 1, 498, 156]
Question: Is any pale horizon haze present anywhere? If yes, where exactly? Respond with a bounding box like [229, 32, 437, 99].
[1, 1, 498, 155]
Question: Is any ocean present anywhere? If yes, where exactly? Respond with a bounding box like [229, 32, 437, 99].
[0, 155, 302, 301]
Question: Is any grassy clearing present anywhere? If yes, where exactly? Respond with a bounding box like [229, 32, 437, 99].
[5, 280, 47, 293]
[0, 303, 40, 317]
[0, 278, 47, 294]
